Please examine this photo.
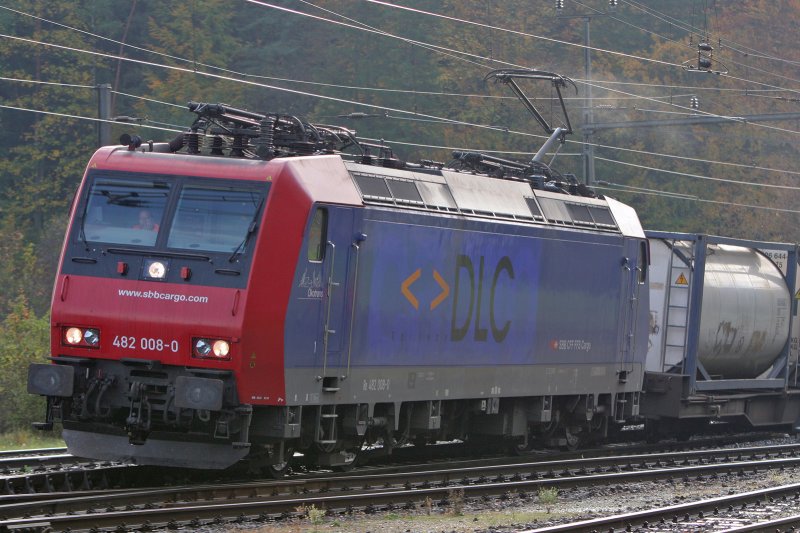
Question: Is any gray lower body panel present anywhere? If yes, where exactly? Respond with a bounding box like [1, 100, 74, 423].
[281, 362, 643, 405]
[62, 428, 249, 469]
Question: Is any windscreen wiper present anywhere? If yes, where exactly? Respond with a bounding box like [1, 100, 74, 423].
[78, 204, 91, 252]
[229, 197, 265, 263]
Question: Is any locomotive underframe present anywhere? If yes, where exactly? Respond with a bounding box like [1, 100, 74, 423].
[30, 358, 254, 469]
[32, 356, 645, 469]
[246, 389, 643, 468]
[237, 359, 646, 468]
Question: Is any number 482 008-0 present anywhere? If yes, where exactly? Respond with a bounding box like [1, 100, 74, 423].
[113, 335, 179, 353]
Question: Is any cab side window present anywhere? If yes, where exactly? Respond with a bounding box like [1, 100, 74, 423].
[307, 208, 327, 262]
[637, 240, 648, 284]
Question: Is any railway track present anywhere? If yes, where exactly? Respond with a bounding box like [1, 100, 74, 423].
[525, 483, 800, 532]
[2, 440, 800, 532]
[0, 448, 69, 472]
[0, 432, 785, 494]
[0, 448, 67, 459]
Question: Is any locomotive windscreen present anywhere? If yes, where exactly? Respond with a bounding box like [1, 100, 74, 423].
[83, 179, 170, 247]
[167, 186, 262, 253]
[64, 171, 270, 288]
[80, 174, 267, 254]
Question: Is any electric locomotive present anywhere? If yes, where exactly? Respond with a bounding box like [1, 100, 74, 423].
[28, 72, 651, 471]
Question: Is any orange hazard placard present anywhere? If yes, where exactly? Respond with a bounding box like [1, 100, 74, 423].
[675, 273, 688, 285]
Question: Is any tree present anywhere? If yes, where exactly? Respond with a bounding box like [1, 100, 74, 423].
[0, 2, 104, 316]
[0, 296, 49, 432]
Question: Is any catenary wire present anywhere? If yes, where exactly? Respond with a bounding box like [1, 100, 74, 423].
[3, 1, 787, 105]
[578, 78, 800, 137]
[243, 0, 515, 71]
[6, 96, 798, 218]
[363, 132, 800, 184]
[623, 0, 800, 68]
[4, 91, 797, 193]
[244, 1, 800, 131]
[0, 32, 535, 137]
[4, 60, 800, 184]
[361, 0, 680, 68]
[572, 0, 800, 89]
[0, 104, 182, 133]
[4, 99, 799, 216]
[594, 155, 800, 191]
[596, 184, 800, 215]
[296, 0, 491, 71]
[3, 5, 800, 222]
[3, 14, 800, 182]
[0, 76, 95, 89]
[0, 3, 501, 99]
[4, 2, 796, 107]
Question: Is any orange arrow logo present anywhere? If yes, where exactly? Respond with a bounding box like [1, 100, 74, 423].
[402, 268, 451, 311]
[401, 268, 421, 310]
[431, 270, 450, 310]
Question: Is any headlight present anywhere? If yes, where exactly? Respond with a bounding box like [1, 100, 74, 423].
[65, 327, 83, 345]
[193, 337, 231, 360]
[212, 340, 230, 357]
[62, 326, 100, 349]
[194, 338, 212, 356]
[83, 329, 100, 346]
[143, 258, 169, 280]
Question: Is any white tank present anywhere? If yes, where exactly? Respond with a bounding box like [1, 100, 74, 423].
[697, 244, 790, 378]
[647, 239, 791, 379]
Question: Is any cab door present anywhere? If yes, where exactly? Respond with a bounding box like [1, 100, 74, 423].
[318, 205, 356, 389]
[618, 238, 648, 379]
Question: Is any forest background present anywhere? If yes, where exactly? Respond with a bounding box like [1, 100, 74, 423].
[1, 0, 799, 434]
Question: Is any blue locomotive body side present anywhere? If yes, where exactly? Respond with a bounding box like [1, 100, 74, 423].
[351, 210, 627, 368]
[283, 202, 647, 381]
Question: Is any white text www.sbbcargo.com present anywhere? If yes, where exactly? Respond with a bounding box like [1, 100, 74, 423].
[118, 289, 209, 303]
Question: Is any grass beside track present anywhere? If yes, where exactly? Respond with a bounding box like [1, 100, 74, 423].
[239, 509, 568, 533]
[0, 429, 64, 450]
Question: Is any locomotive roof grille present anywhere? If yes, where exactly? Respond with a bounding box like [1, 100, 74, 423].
[347, 164, 619, 233]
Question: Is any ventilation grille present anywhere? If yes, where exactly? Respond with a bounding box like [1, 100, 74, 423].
[351, 171, 618, 231]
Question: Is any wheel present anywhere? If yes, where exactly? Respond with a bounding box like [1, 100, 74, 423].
[264, 447, 295, 478]
[331, 446, 361, 472]
[562, 427, 582, 451]
[644, 420, 661, 444]
[412, 436, 428, 448]
[508, 427, 536, 456]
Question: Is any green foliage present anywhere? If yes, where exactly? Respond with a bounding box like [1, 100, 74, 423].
[0, 214, 66, 317]
[0, 296, 49, 433]
[0, 429, 64, 451]
[538, 486, 559, 513]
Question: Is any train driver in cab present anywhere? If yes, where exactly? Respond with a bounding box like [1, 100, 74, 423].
[133, 209, 159, 231]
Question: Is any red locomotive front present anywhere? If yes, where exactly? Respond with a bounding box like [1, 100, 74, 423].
[29, 145, 288, 469]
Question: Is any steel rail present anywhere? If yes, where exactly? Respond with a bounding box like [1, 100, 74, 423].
[0, 448, 66, 458]
[3, 446, 800, 531]
[521, 482, 800, 533]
